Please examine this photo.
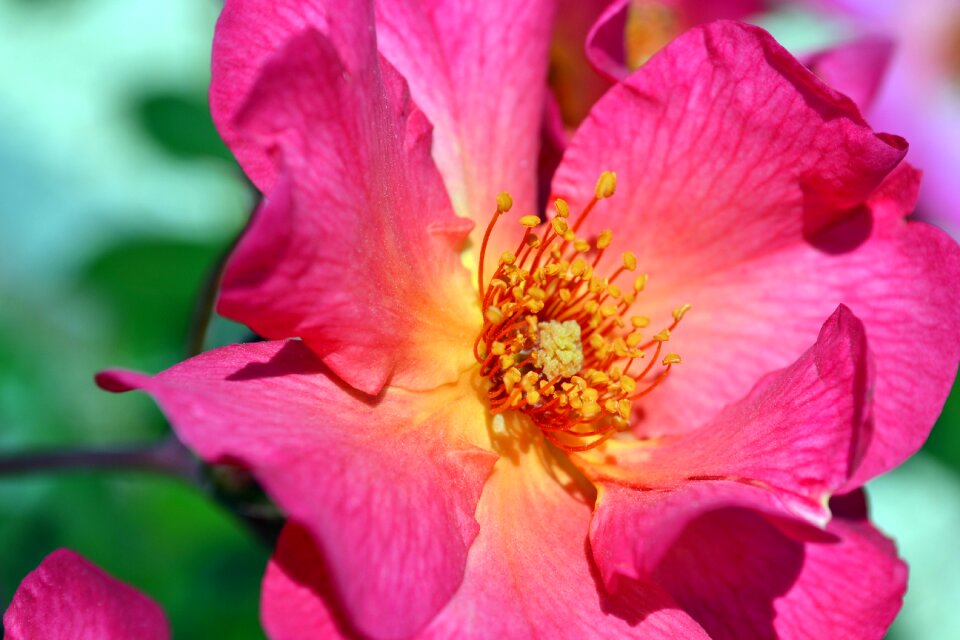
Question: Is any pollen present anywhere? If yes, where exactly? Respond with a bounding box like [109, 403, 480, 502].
[535, 320, 584, 378]
[473, 172, 690, 452]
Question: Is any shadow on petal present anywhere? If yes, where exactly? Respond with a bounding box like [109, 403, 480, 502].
[651, 508, 806, 640]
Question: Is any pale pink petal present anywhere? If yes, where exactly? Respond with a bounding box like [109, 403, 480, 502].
[587, 307, 872, 587]
[552, 22, 959, 487]
[262, 447, 710, 639]
[374, 0, 556, 272]
[217, 24, 478, 395]
[421, 449, 711, 639]
[3, 549, 169, 640]
[97, 341, 496, 640]
[804, 36, 894, 113]
[651, 491, 906, 640]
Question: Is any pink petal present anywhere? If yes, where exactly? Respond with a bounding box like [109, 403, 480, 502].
[770, 490, 908, 639]
[652, 491, 906, 639]
[591, 481, 812, 591]
[211, 0, 347, 192]
[210, 0, 394, 193]
[97, 341, 496, 640]
[374, 0, 556, 272]
[556, 21, 905, 279]
[3, 549, 169, 640]
[587, 307, 872, 588]
[586, 0, 630, 82]
[213, 0, 556, 257]
[586, 0, 767, 82]
[421, 450, 710, 639]
[262, 448, 710, 639]
[261, 525, 347, 639]
[552, 22, 959, 487]
[667, 165, 959, 490]
[804, 36, 894, 113]
[217, 24, 478, 395]
[674, 0, 767, 23]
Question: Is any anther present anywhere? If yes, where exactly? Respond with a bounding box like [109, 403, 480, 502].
[595, 171, 617, 199]
[597, 230, 613, 249]
[485, 306, 504, 323]
[497, 192, 514, 213]
[520, 215, 541, 228]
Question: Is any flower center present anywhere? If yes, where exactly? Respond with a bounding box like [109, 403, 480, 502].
[535, 320, 584, 379]
[473, 172, 689, 452]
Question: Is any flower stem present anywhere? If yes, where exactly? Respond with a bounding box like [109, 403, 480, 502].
[186, 198, 259, 357]
[0, 436, 282, 547]
[0, 436, 199, 481]
[186, 240, 233, 357]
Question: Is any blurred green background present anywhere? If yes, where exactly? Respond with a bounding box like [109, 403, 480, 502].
[0, 1, 956, 638]
[0, 0, 264, 637]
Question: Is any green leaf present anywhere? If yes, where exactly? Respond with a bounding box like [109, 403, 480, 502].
[134, 91, 235, 163]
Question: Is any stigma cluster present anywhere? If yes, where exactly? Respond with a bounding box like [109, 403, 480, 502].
[474, 172, 690, 451]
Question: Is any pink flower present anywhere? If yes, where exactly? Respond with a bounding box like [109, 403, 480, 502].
[98, 2, 959, 638]
[541, 0, 771, 206]
[585, 0, 768, 105]
[548, 1, 771, 128]
[573, 0, 892, 119]
[3, 549, 169, 640]
[801, 0, 960, 238]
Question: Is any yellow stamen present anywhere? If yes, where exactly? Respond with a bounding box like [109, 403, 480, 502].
[473, 173, 688, 452]
[520, 215, 541, 228]
[596, 230, 613, 249]
[595, 171, 617, 199]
